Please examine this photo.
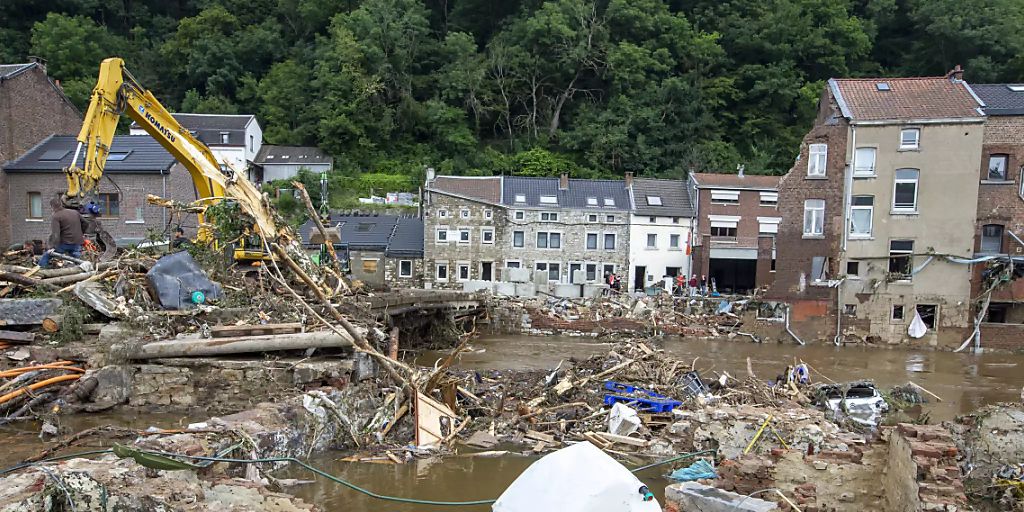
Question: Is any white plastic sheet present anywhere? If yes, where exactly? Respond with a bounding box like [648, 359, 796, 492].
[908, 309, 927, 339]
[607, 403, 641, 436]
[493, 442, 661, 512]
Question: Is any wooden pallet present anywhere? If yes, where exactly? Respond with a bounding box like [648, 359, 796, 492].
[210, 322, 303, 338]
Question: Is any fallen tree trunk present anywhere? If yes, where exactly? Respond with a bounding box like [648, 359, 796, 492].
[41, 316, 61, 333]
[41, 272, 95, 286]
[0, 272, 55, 291]
[127, 330, 354, 359]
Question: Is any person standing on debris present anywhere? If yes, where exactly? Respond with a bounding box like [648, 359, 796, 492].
[39, 196, 85, 267]
[675, 273, 686, 296]
[699, 275, 707, 296]
[688, 274, 698, 296]
[611, 273, 621, 292]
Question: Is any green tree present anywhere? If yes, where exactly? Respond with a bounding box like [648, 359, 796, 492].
[257, 60, 318, 145]
[29, 13, 125, 108]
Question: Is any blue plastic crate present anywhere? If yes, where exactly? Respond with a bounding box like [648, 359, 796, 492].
[603, 394, 682, 413]
[604, 380, 669, 399]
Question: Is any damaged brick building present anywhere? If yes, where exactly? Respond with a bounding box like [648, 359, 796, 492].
[769, 70, 985, 348]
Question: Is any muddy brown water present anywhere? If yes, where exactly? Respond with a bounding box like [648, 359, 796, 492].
[4, 336, 1024, 511]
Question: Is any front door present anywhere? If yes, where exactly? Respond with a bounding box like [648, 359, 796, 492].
[634, 266, 646, 291]
[481, 261, 493, 281]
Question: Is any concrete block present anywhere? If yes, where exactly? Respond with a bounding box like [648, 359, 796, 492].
[462, 280, 494, 293]
[533, 272, 548, 286]
[553, 283, 582, 298]
[506, 268, 530, 283]
[582, 284, 607, 298]
[494, 281, 517, 296]
[665, 482, 779, 512]
[572, 269, 587, 284]
[514, 282, 536, 297]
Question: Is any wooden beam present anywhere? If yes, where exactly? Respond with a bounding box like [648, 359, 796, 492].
[127, 330, 354, 359]
[210, 322, 303, 338]
[0, 330, 35, 344]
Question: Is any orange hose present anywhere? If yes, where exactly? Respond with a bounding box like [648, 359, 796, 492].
[0, 374, 80, 405]
[0, 365, 86, 378]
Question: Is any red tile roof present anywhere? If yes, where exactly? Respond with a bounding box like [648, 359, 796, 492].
[428, 176, 501, 203]
[690, 173, 780, 190]
[830, 77, 982, 121]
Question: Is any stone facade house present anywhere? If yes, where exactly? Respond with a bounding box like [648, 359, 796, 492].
[3, 135, 197, 246]
[966, 84, 1024, 350]
[628, 177, 696, 293]
[424, 175, 507, 289]
[130, 113, 262, 181]
[688, 172, 780, 294]
[299, 213, 424, 290]
[769, 72, 985, 348]
[0, 59, 81, 248]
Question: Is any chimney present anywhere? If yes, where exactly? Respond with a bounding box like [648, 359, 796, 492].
[624, 171, 634, 188]
[946, 65, 964, 81]
[559, 172, 569, 191]
[27, 56, 46, 73]
[737, 164, 745, 178]
[425, 167, 435, 183]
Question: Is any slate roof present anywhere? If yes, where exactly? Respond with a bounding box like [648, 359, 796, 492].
[428, 176, 502, 204]
[131, 113, 255, 146]
[971, 84, 1024, 116]
[632, 178, 695, 217]
[0, 63, 36, 80]
[255, 145, 333, 166]
[502, 176, 631, 210]
[829, 77, 983, 122]
[3, 135, 176, 173]
[386, 217, 425, 258]
[689, 173, 780, 191]
[298, 213, 423, 257]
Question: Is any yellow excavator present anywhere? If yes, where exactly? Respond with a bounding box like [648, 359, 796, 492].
[65, 57, 279, 263]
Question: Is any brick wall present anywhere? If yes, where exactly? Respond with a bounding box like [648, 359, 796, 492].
[0, 65, 81, 247]
[756, 234, 775, 288]
[978, 322, 1024, 352]
[6, 163, 198, 246]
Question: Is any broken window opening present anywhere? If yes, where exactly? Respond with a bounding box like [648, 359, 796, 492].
[915, 304, 937, 330]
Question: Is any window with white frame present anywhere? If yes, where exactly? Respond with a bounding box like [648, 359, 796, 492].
[606, 215, 615, 222]
[604, 198, 615, 206]
[535, 262, 561, 281]
[585, 263, 598, 281]
[514, 194, 526, 203]
[646, 196, 662, 206]
[854, 147, 876, 176]
[435, 227, 449, 243]
[458, 228, 471, 244]
[506, 260, 521, 269]
[981, 224, 1004, 253]
[484, 209, 493, 220]
[457, 262, 470, 281]
[481, 228, 495, 244]
[850, 195, 873, 238]
[758, 216, 781, 235]
[649, 216, 656, 223]
[759, 192, 778, 207]
[460, 208, 470, 219]
[436, 263, 448, 280]
[807, 144, 827, 177]
[586, 197, 598, 206]
[586, 233, 598, 250]
[539, 195, 558, 205]
[803, 199, 825, 236]
[670, 234, 681, 248]
[988, 154, 1009, 181]
[537, 232, 561, 249]
[646, 234, 657, 248]
[893, 169, 919, 212]
[540, 212, 559, 221]
[588, 214, 598, 222]
[437, 209, 449, 219]
[711, 226, 737, 238]
[900, 128, 920, 149]
[710, 189, 740, 205]
[604, 233, 616, 250]
[710, 216, 740, 238]
[514, 210, 525, 220]
[513, 231, 524, 248]
[602, 264, 616, 276]
[399, 260, 413, 277]
[888, 240, 913, 279]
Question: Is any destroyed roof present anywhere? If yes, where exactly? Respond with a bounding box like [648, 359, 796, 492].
[130, 113, 256, 146]
[428, 176, 502, 204]
[386, 217, 425, 258]
[828, 76, 983, 122]
[502, 176, 631, 210]
[254, 144, 333, 166]
[971, 84, 1024, 115]
[689, 173, 780, 191]
[0, 63, 36, 80]
[3, 135, 176, 173]
[632, 178, 694, 217]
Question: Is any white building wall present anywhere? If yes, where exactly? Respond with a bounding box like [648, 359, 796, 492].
[628, 214, 693, 292]
[244, 119, 263, 163]
[263, 163, 332, 182]
[209, 146, 246, 171]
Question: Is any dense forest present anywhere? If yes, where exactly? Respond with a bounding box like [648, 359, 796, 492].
[3, 0, 1023, 181]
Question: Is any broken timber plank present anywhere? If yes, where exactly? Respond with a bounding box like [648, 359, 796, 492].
[524, 430, 555, 443]
[210, 323, 304, 338]
[128, 330, 354, 359]
[593, 432, 649, 447]
[0, 330, 35, 344]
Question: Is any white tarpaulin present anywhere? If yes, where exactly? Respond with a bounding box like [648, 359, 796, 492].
[493, 442, 661, 512]
[908, 309, 928, 339]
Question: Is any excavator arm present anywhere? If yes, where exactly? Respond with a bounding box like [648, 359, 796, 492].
[66, 57, 279, 242]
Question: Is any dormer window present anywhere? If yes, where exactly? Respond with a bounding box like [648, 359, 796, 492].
[514, 194, 527, 203]
[586, 197, 598, 206]
[220, 132, 230, 144]
[603, 198, 615, 207]
[539, 195, 557, 205]
[1008, 85, 1024, 92]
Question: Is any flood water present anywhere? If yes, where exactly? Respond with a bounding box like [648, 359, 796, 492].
[5, 335, 1024, 511]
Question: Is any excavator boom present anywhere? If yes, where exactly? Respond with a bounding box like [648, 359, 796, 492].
[66, 57, 280, 242]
